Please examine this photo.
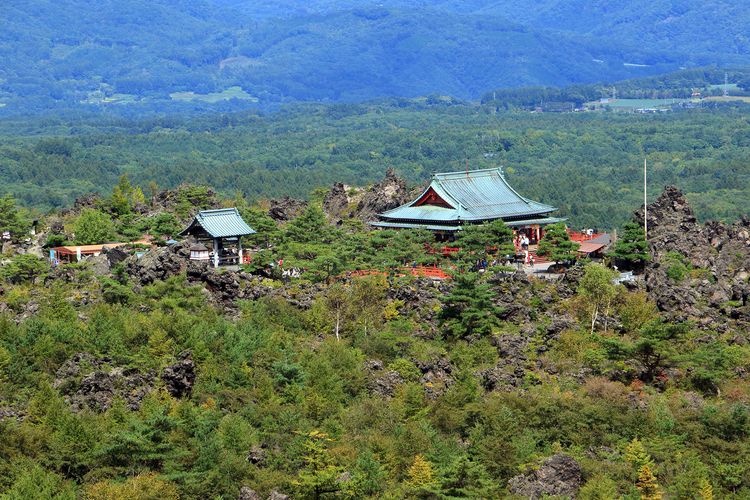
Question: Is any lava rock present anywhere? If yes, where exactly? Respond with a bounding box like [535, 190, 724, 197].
[415, 357, 454, 399]
[323, 182, 351, 221]
[238, 487, 262, 500]
[354, 168, 412, 222]
[269, 197, 307, 221]
[508, 453, 583, 499]
[162, 351, 196, 398]
[247, 445, 267, 466]
[125, 244, 188, 286]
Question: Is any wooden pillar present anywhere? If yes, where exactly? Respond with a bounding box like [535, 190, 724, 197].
[535, 225, 541, 243]
[213, 238, 220, 268]
[238, 237, 243, 264]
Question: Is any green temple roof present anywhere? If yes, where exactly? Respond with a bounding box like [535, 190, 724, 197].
[375, 167, 557, 227]
[179, 208, 256, 239]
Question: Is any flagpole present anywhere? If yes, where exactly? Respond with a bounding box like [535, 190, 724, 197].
[644, 158, 648, 240]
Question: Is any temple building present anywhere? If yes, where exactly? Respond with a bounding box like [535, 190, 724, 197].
[180, 208, 256, 267]
[372, 167, 563, 241]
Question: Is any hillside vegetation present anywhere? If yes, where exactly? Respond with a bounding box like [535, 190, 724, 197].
[3, 102, 750, 229]
[3, 1, 750, 113]
[0, 181, 749, 498]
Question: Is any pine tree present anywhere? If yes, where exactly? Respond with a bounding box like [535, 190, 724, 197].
[624, 438, 655, 470]
[0, 194, 30, 242]
[407, 454, 434, 487]
[438, 454, 498, 498]
[440, 272, 503, 339]
[455, 219, 514, 270]
[285, 205, 329, 244]
[293, 430, 342, 499]
[636, 464, 662, 500]
[698, 478, 713, 500]
[536, 222, 579, 264]
[611, 221, 649, 269]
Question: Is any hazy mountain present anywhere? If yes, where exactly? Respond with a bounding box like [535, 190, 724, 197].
[1, 0, 748, 114]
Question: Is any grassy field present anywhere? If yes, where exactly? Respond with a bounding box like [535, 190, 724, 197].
[587, 98, 688, 110]
[169, 86, 258, 103]
[703, 95, 750, 103]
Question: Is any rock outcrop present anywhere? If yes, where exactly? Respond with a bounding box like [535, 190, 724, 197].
[365, 359, 404, 397]
[354, 168, 412, 222]
[508, 454, 583, 499]
[151, 185, 220, 212]
[636, 186, 750, 328]
[322, 182, 351, 222]
[415, 357, 454, 399]
[268, 197, 307, 222]
[54, 353, 155, 412]
[125, 243, 189, 286]
[161, 351, 196, 398]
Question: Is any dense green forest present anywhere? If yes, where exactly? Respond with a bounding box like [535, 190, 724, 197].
[4, 1, 750, 113]
[2, 102, 750, 229]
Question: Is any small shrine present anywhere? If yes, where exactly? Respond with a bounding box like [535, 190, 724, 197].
[179, 208, 256, 267]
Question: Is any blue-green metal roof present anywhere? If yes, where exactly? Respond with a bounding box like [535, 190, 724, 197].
[378, 167, 556, 223]
[370, 217, 565, 232]
[180, 208, 256, 239]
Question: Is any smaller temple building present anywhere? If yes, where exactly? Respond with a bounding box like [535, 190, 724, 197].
[51, 238, 151, 264]
[180, 208, 256, 267]
[372, 167, 563, 241]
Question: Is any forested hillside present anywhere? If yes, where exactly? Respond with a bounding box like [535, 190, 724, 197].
[3, 0, 750, 113]
[1, 179, 749, 498]
[2, 102, 750, 229]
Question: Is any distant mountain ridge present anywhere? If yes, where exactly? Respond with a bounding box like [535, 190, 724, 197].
[1, 0, 749, 114]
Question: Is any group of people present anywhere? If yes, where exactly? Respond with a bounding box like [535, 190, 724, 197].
[514, 232, 534, 266]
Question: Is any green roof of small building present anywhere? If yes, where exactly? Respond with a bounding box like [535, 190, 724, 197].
[180, 208, 256, 239]
[376, 167, 557, 225]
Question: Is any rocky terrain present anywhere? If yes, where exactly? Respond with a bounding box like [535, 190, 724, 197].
[321, 168, 414, 224]
[637, 186, 750, 329]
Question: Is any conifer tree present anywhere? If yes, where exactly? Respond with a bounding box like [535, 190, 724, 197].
[536, 222, 579, 264]
[611, 221, 649, 269]
[407, 454, 434, 487]
[698, 478, 713, 500]
[294, 430, 343, 499]
[0, 194, 30, 242]
[636, 464, 662, 500]
[625, 438, 655, 470]
[440, 272, 503, 339]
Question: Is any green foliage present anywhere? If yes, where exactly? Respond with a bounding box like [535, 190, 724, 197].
[73, 208, 115, 244]
[293, 430, 343, 499]
[663, 252, 691, 281]
[284, 205, 330, 245]
[5, 102, 750, 233]
[537, 223, 579, 264]
[2, 181, 750, 498]
[455, 220, 514, 270]
[0, 195, 30, 242]
[0, 459, 76, 500]
[578, 263, 620, 333]
[146, 212, 181, 238]
[240, 208, 279, 248]
[440, 272, 503, 339]
[579, 474, 619, 499]
[611, 221, 649, 268]
[0, 254, 49, 284]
